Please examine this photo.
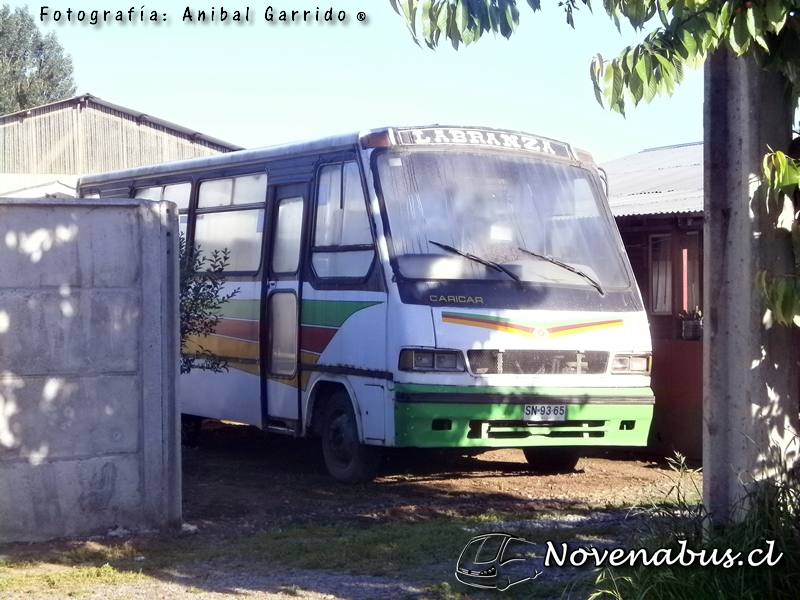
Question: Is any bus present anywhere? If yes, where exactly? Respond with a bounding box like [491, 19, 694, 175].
[78, 125, 654, 483]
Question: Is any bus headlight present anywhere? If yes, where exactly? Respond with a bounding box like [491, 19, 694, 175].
[611, 354, 652, 374]
[399, 349, 465, 372]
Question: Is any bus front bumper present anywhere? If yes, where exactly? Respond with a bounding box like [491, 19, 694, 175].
[393, 385, 654, 448]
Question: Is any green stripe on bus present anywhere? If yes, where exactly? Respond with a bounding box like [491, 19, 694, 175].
[219, 299, 260, 320]
[301, 300, 382, 327]
[393, 383, 654, 397]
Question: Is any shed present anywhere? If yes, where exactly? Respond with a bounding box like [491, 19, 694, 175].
[0, 94, 242, 197]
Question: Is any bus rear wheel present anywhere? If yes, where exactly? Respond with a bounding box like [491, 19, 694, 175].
[321, 391, 382, 484]
[522, 447, 581, 474]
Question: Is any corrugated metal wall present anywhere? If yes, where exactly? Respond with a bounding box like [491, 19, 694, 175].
[0, 100, 231, 175]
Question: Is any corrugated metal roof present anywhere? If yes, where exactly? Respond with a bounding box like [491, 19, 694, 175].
[601, 142, 703, 216]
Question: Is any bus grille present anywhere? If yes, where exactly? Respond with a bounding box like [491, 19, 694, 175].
[466, 350, 609, 375]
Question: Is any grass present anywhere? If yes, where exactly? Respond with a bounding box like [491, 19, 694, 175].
[0, 562, 145, 593]
[0, 510, 627, 597]
[589, 452, 800, 600]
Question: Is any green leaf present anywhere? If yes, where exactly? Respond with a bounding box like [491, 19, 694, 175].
[718, 1, 732, 34]
[706, 9, 723, 39]
[455, 0, 469, 38]
[765, 1, 787, 33]
[590, 55, 605, 105]
[745, 6, 757, 40]
[672, 57, 684, 82]
[437, 1, 450, 33]
[779, 162, 800, 192]
[763, 152, 776, 187]
[681, 28, 698, 58]
[633, 54, 647, 99]
[780, 276, 797, 324]
[662, 64, 675, 94]
[657, 0, 670, 26]
[654, 51, 673, 72]
[612, 60, 625, 108]
[773, 277, 787, 324]
[620, 47, 632, 75]
[756, 270, 769, 301]
[422, 0, 434, 42]
[644, 58, 658, 102]
[447, 5, 461, 49]
[730, 11, 751, 55]
[505, 3, 519, 34]
[402, 0, 419, 41]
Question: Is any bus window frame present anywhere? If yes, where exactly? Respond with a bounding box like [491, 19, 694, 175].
[193, 171, 269, 276]
[306, 154, 383, 291]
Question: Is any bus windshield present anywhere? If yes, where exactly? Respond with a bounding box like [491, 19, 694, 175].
[376, 150, 631, 290]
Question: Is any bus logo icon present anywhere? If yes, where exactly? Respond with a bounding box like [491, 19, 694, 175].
[455, 532, 542, 591]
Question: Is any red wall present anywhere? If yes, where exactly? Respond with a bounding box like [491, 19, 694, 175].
[648, 339, 703, 461]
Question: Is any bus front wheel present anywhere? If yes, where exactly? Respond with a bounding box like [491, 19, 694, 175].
[522, 447, 581, 474]
[321, 391, 382, 484]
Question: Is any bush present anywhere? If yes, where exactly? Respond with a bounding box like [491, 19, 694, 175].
[179, 234, 239, 374]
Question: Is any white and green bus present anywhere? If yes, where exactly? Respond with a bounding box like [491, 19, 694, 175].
[78, 126, 654, 483]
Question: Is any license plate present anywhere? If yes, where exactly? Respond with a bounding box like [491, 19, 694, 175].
[523, 404, 566, 422]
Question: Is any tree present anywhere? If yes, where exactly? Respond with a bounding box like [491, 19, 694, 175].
[179, 234, 239, 375]
[0, 4, 76, 115]
[391, 0, 800, 524]
[389, 0, 800, 115]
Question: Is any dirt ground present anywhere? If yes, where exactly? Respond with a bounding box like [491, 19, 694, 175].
[0, 421, 703, 599]
[183, 421, 700, 534]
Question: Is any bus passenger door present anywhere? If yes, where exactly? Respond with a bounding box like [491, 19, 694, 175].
[263, 183, 307, 431]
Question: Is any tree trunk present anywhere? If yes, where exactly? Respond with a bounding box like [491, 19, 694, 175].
[703, 48, 800, 523]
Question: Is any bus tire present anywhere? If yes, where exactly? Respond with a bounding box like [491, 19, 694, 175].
[522, 447, 580, 474]
[321, 391, 382, 484]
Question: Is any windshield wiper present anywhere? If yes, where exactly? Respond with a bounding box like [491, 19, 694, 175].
[518, 247, 605, 296]
[429, 240, 523, 288]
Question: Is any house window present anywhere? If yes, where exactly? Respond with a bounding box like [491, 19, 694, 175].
[649, 234, 672, 314]
[682, 232, 701, 312]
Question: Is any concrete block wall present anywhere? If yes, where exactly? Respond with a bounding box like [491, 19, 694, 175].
[0, 198, 180, 543]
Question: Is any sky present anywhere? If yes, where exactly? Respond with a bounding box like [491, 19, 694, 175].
[37, 1, 703, 162]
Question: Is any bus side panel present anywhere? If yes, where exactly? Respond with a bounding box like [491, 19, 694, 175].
[180, 369, 262, 426]
[299, 290, 388, 439]
[180, 281, 263, 426]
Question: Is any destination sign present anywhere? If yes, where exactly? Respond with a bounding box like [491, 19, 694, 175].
[394, 127, 573, 159]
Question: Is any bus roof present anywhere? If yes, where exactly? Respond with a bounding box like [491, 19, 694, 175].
[78, 129, 364, 187]
[78, 125, 580, 188]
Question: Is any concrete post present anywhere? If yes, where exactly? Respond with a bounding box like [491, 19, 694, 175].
[703, 48, 800, 523]
[0, 198, 180, 542]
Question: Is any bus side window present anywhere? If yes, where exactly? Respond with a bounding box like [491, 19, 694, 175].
[135, 182, 191, 238]
[272, 196, 304, 274]
[194, 174, 267, 272]
[312, 161, 374, 278]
